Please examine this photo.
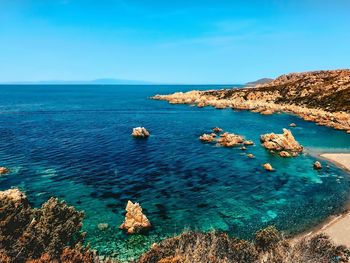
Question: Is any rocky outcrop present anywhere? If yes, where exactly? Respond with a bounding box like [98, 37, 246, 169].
[263, 163, 274, 171]
[217, 132, 244, 147]
[313, 161, 322, 170]
[152, 70, 350, 132]
[260, 129, 303, 156]
[0, 167, 9, 175]
[279, 151, 292, 158]
[120, 201, 151, 234]
[132, 127, 150, 138]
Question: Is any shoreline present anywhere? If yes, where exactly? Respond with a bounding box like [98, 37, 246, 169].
[292, 153, 350, 247]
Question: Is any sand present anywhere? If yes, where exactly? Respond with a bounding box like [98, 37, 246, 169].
[320, 153, 350, 172]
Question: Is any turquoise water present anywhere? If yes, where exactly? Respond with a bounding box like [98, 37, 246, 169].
[0, 85, 350, 261]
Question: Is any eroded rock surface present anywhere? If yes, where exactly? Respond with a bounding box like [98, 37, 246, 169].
[120, 200, 151, 234]
[260, 129, 303, 156]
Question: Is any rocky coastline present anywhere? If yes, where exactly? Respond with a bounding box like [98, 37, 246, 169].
[152, 69, 350, 133]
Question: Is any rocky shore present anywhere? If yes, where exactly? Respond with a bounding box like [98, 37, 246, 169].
[152, 69, 350, 132]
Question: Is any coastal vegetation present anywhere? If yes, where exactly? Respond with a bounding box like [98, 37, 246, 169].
[1, 188, 350, 263]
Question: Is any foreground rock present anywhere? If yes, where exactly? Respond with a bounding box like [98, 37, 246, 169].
[152, 70, 350, 132]
[120, 200, 151, 234]
[0, 167, 9, 175]
[132, 127, 150, 138]
[260, 129, 303, 156]
[0, 188, 27, 205]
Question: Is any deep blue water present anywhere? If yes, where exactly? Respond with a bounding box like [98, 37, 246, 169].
[1, 85, 350, 261]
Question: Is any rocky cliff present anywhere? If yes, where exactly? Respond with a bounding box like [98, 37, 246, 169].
[152, 69, 350, 132]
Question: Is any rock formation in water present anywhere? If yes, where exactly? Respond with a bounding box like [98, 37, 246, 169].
[0, 167, 9, 175]
[247, 153, 255, 158]
[217, 132, 245, 147]
[120, 200, 151, 234]
[313, 161, 322, 170]
[132, 127, 150, 138]
[260, 129, 303, 156]
[243, 140, 254, 146]
[289, 123, 297, 127]
[152, 70, 350, 133]
[263, 163, 274, 171]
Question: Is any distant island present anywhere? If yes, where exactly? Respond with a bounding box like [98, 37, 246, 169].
[0, 78, 154, 85]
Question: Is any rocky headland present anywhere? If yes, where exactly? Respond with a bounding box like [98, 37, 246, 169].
[152, 69, 350, 132]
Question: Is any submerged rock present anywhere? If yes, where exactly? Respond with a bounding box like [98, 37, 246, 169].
[247, 153, 255, 158]
[97, 223, 109, 231]
[313, 161, 322, 170]
[132, 127, 150, 138]
[260, 129, 303, 156]
[263, 163, 274, 171]
[0, 167, 9, 175]
[120, 200, 151, 234]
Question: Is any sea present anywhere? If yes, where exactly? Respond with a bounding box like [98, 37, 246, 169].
[1, 85, 350, 261]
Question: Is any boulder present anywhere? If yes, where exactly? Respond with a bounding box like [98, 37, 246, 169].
[217, 132, 244, 147]
[247, 153, 255, 159]
[212, 127, 223, 133]
[313, 161, 322, 170]
[263, 163, 274, 171]
[120, 200, 151, 234]
[260, 129, 303, 156]
[132, 127, 150, 138]
[289, 123, 297, 127]
[240, 146, 247, 150]
[0, 167, 9, 175]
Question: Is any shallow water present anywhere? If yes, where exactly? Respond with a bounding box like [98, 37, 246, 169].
[1, 85, 350, 261]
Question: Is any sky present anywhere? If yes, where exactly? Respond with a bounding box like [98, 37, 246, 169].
[0, 0, 350, 84]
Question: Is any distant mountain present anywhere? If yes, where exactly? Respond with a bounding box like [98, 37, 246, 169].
[0, 78, 154, 85]
[245, 78, 273, 86]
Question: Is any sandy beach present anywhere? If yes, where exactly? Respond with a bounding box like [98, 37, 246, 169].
[297, 153, 350, 247]
[321, 153, 350, 172]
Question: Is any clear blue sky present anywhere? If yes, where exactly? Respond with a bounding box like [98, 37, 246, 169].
[0, 0, 349, 84]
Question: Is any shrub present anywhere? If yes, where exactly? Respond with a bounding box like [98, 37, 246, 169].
[254, 226, 282, 251]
